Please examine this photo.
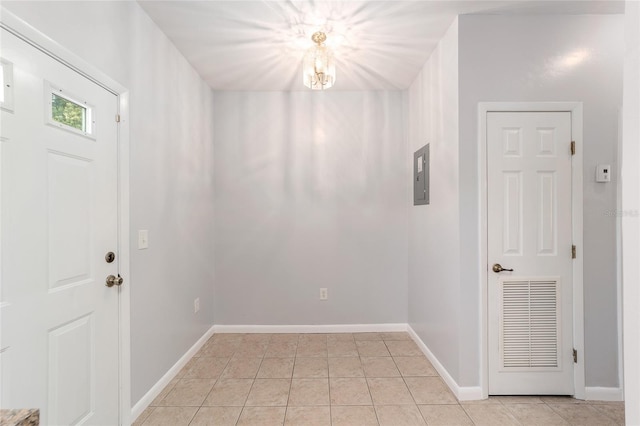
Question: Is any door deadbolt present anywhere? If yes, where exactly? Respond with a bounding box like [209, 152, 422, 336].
[105, 252, 116, 263]
[105, 274, 123, 288]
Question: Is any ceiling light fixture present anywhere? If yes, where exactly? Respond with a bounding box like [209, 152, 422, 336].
[303, 31, 335, 90]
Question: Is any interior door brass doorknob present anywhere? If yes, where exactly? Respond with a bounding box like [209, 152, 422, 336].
[492, 263, 514, 273]
[105, 274, 123, 287]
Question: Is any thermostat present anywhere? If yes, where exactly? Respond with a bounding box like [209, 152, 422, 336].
[596, 164, 611, 183]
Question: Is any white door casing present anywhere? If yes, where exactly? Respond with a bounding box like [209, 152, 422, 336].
[487, 111, 574, 395]
[1, 28, 120, 424]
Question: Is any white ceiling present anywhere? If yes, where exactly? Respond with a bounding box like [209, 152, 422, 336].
[138, 0, 623, 91]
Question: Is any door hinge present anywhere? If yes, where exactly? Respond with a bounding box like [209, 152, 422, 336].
[115, 114, 121, 123]
[572, 245, 577, 259]
[571, 141, 576, 156]
[573, 348, 578, 363]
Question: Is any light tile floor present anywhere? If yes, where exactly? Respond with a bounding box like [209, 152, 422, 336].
[134, 332, 625, 426]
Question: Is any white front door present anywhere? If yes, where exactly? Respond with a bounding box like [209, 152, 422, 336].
[487, 111, 574, 395]
[1, 28, 120, 424]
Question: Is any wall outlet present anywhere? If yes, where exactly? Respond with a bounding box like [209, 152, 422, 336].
[320, 288, 328, 300]
[194, 297, 200, 313]
[138, 230, 149, 249]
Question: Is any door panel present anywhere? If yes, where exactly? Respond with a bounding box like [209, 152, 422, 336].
[537, 171, 557, 255]
[487, 111, 573, 395]
[48, 152, 94, 289]
[48, 315, 94, 425]
[502, 171, 523, 255]
[0, 29, 120, 424]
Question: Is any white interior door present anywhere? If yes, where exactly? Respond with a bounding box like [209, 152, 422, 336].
[0, 28, 120, 424]
[487, 111, 574, 395]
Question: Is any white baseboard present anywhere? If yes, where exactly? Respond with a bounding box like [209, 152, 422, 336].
[456, 386, 484, 401]
[131, 326, 216, 422]
[212, 323, 409, 334]
[584, 386, 624, 401]
[407, 325, 484, 401]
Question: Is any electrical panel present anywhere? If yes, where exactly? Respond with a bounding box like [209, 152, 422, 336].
[414, 144, 429, 205]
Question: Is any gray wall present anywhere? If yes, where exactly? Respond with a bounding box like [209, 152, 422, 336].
[458, 14, 624, 387]
[3, 1, 217, 404]
[406, 19, 462, 384]
[212, 91, 408, 325]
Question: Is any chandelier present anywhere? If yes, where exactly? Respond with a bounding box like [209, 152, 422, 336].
[303, 32, 336, 90]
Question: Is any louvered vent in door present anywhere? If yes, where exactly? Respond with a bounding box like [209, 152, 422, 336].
[500, 279, 561, 370]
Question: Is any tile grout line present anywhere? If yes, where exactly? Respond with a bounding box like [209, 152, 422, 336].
[386, 341, 430, 425]
[361, 351, 381, 426]
[326, 334, 333, 426]
[241, 335, 266, 425]
[191, 350, 232, 425]
[283, 336, 295, 426]
[195, 336, 232, 426]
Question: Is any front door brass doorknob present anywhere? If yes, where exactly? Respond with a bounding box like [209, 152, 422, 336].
[105, 274, 123, 287]
[492, 264, 514, 273]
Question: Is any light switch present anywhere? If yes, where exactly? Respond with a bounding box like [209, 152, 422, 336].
[138, 230, 149, 249]
[596, 164, 611, 183]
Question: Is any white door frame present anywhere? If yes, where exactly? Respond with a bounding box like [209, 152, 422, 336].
[623, 1, 640, 421]
[478, 102, 585, 400]
[0, 9, 132, 425]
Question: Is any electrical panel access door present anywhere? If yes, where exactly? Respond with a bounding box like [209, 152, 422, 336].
[414, 144, 429, 205]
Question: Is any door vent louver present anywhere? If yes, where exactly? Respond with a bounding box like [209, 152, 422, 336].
[501, 279, 560, 370]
